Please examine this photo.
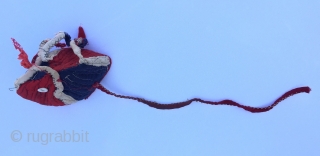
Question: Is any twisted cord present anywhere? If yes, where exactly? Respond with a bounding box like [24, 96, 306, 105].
[93, 83, 311, 113]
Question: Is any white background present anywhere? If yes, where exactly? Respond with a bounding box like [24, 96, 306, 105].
[0, 0, 319, 155]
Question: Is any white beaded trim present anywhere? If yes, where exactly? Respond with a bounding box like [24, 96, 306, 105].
[38, 32, 65, 62]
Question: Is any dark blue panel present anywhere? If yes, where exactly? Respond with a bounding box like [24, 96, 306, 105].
[29, 61, 50, 80]
[58, 64, 109, 101]
[30, 71, 47, 80]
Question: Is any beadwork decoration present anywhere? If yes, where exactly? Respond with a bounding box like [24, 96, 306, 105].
[11, 26, 311, 113]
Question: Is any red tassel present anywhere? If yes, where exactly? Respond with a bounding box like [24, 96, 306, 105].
[78, 26, 86, 38]
[93, 83, 311, 113]
[11, 38, 32, 69]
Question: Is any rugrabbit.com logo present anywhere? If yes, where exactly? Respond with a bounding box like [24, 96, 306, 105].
[11, 130, 89, 145]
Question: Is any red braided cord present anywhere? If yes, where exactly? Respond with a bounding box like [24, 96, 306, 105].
[93, 83, 311, 113]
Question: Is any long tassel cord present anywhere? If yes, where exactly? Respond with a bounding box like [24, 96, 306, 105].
[93, 83, 310, 113]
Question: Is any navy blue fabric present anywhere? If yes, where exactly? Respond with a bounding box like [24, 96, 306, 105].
[27, 60, 109, 101]
[40, 61, 49, 66]
[29, 61, 49, 80]
[30, 71, 47, 80]
[58, 64, 109, 101]
[64, 32, 71, 46]
[78, 38, 88, 48]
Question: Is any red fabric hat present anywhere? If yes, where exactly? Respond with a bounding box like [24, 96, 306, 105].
[10, 27, 311, 113]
